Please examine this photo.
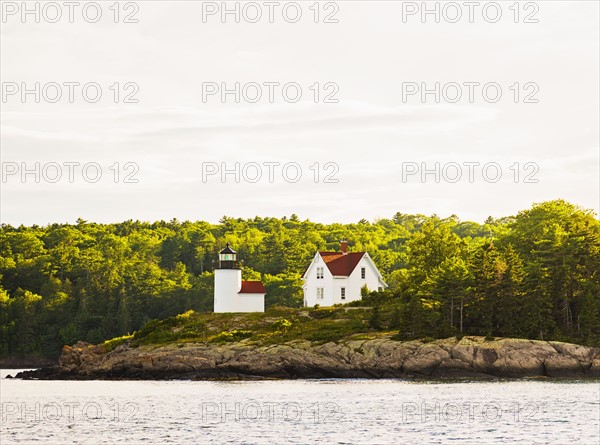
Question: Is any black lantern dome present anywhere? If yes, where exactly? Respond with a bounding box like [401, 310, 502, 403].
[218, 243, 238, 269]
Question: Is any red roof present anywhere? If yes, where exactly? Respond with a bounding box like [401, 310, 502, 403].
[239, 280, 266, 294]
[320, 252, 365, 276]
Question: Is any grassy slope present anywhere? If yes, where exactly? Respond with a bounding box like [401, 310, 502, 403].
[102, 302, 600, 354]
[103, 305, 396, 351]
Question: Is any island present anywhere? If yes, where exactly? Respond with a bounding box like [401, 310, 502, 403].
[15, 307, 600, 380]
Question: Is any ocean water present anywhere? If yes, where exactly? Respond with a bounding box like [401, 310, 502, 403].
[1, 370, 598, 444]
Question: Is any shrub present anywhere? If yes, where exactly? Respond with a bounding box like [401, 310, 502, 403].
[368, 307, 381, 330]
[390, 332, 405, 341]
[389, 306, 401, 329]
[176, 310, 195, 320]
[212, 329, 253, 343]
[103, 334, 133, 351]
[272, 319, 292, 332]
[309, 308, 336, 319]
[85, 328, 106, 345]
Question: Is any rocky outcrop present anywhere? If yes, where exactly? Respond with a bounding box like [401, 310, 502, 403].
[15, 337, 600, 380]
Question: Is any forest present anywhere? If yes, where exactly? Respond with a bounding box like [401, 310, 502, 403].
[0, 199, 598, 358]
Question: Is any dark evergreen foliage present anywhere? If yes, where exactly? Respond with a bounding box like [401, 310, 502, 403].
[0, 199, 598, 357]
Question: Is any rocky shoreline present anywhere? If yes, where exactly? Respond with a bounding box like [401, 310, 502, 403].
[13, 336, 600, 380]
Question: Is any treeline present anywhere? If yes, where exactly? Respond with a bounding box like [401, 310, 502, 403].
[0, 199, 599, 357]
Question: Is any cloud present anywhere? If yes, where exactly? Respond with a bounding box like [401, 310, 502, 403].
[1, 2, 598, 225]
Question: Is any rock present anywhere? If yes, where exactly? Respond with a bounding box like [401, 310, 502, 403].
[590, 357, 600, 377]
[403, 345, 450, 375]
[436, 358, 471, 371]
[544, 355, 584, 377]
[549, 342, 592, 363]
[14, 336, 600, 380]
[58, 341, 106, 372]
[491, 351, 544, 377]
[451, 338, 501, 374]
[452, 345, 497, 373]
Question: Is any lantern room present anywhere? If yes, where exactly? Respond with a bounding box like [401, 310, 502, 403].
[218, 243, 238, 269]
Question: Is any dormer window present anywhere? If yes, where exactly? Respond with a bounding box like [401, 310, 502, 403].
[317, 267, 324, 279]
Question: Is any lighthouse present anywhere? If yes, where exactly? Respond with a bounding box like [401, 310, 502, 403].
[213, 244, 266, 313]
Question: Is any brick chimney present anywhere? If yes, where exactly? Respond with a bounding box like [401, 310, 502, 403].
[340, 240, 348, 254]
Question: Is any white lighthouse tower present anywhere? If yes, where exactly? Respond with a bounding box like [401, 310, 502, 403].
[213, 244, 266, 313]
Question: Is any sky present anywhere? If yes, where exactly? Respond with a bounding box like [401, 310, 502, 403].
[1, 1, 598, 226]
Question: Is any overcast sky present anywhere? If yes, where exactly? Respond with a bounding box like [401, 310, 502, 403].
[1, 1, 598, 226]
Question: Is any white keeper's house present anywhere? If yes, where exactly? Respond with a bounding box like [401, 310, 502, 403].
[302, 241, 388, 307]
[214, 244, 266, 313]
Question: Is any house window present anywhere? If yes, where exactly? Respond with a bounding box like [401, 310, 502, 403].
[316, 288, 324, 300]
[317, 267, 324, 279]
[341, 287, 346, 300]
[361, 267, 366, 279]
